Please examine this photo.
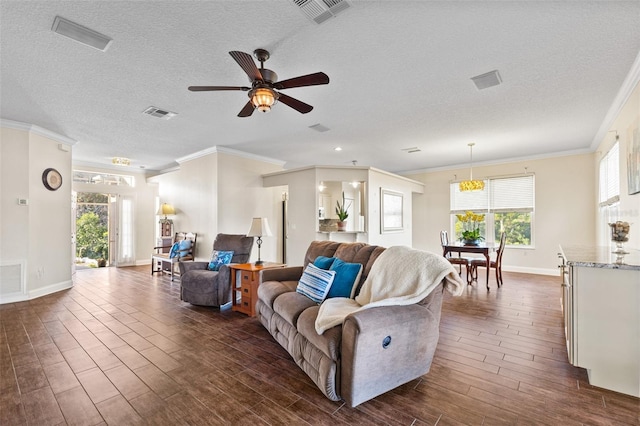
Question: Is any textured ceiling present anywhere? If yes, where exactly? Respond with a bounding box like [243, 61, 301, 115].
[1, 1, 639, 173]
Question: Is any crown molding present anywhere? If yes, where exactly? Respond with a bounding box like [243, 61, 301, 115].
[590, 48, 640, 150]
[398, 147, 594, 176]
[176, 145, 285, 166]
[0, 118, 77, 146]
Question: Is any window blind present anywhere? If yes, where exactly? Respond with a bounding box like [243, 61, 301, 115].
[490, 175, 534, 212]
[450, 181, 488, 213]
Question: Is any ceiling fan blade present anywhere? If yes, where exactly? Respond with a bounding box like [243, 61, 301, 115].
[273, 72, 329, 90]
[229, 51, 263, 82]
[188, 86, 250, 91]
[277, 92, 313, 114]
[238, 101, 255, 117]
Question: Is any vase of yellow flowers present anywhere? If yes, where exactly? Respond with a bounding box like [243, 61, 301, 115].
[456, 211, 485, 245]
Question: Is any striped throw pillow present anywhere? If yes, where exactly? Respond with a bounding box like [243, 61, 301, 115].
[296, 263, 336, 303]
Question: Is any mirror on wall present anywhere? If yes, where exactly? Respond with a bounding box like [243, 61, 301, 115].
[318, 181, 366, 232]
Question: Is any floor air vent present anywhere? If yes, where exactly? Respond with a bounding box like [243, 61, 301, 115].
[293, 0, 351, 24]
[0, 261, 26, 302]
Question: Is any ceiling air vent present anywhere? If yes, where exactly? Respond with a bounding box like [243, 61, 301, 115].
[471, 70, 502, 90]
[401, 147, 421, 154]
[142, 106, 177, 120]
[309, 123, 330, 132]
[52, 16, 112, 51]
[293, 0, 351, 24]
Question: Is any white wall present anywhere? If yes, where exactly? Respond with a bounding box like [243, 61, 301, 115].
[264, 166, 424, 266]
[1, 124, 73, 302]
[595, 81, 640, 250]
[408, 153, 596, 275]
[149, 149, 284, 263]
[367, 168, 423, 248]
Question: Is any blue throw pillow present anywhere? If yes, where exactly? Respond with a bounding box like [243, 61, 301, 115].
[207, 250, 234, 271]
[296, 264, 336, 303]
[313, 256, 336, 270]
[178, 239, 192, 257]
[169, 242, 180, 259]
[327, 258, 363, 299]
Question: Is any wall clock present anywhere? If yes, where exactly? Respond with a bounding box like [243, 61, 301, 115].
[42, 168, 62, 191]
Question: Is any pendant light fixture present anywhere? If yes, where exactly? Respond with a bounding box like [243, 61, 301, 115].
[459, 143, 485, 192]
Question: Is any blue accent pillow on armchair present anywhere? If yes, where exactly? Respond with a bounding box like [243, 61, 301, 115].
[207, 250, 234, 271]
[327, 258, 363, 299]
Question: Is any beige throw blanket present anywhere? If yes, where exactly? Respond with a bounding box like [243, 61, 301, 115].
[314, 245, 465, 334]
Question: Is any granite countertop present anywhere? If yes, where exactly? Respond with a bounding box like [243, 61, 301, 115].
[560, 245, 640, 271]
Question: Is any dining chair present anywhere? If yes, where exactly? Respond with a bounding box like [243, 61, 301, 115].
[470, 232, 506, 287]
[440, 230, 474, 284]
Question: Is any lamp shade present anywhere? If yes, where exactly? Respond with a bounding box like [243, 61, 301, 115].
[156, 203, 175, 216]
[247, 217, 273, 237]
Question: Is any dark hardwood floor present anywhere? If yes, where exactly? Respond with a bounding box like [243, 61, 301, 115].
[1, 266, 638, 425]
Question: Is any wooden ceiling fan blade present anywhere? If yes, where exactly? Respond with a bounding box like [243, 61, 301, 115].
[274, 72, 329, 90]
[229, 51, 263, 82]
[238, 101, 255, 117]
[188, 86, 250, 91]
[277, 93, 313, 114]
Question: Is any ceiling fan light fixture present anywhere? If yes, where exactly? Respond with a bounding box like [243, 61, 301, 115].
[251, 87, 277, 113]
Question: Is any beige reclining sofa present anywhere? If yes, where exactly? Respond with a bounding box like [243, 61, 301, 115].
[256, 240, 448, 407]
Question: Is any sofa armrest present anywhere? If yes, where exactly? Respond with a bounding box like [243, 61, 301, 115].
[260, 266, 304, 283]
[340, 286, 444, 407]
[179, 261, 209, 274]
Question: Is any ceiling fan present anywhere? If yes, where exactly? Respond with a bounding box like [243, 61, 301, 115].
[188, 49, 330, 117]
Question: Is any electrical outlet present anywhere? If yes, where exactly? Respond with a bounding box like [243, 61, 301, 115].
[17, 198, 28, 206]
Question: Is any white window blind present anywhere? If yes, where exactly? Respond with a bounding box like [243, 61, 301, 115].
[490, 175, 534, 212]
[599, 142, 619, 206]
[450, 181, 488, 213]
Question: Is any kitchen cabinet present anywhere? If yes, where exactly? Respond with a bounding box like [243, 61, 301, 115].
[559, 246, 639, 397]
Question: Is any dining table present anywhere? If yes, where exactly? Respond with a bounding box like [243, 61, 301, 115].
[442, 241, 498, 290]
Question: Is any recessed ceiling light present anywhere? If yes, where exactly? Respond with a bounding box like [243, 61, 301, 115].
[51, 16, 112, 51]
[334, 147, 342, 151]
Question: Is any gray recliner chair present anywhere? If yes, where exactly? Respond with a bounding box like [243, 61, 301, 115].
[179, 234, 254, 307]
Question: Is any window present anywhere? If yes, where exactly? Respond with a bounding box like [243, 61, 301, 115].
[73, 170, 135, 187]
[450, 175, 535, 247]
[598, 142, 620, 241]
[599, 142, 619, 206]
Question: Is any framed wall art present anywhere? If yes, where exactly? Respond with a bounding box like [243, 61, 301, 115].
[628, 125, 640, 195]
[381, 188, 403, 233]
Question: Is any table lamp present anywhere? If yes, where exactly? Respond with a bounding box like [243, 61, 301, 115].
[247, 217, 273, 265]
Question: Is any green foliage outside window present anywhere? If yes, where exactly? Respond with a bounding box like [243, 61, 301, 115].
[495, 212, 531, 245]
[76, 212, 108, 260]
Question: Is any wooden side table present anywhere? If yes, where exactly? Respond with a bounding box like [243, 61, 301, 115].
[230, 262, 285, 316]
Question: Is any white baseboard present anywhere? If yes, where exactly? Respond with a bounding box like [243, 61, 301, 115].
[29, 280, 73, 300]
[1, 279, 73, 304]
[136, 259, 152, 266]
[503, 265, 560, 276]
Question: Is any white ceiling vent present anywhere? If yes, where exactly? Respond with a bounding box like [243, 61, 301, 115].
[309, 123, 330, 132]
[401, 147, 421, 153]
[471, 70, 502, 90]
[293, 0, 351, 24]
[51, 16, 112, 51]
[143, 107, 177, 120]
